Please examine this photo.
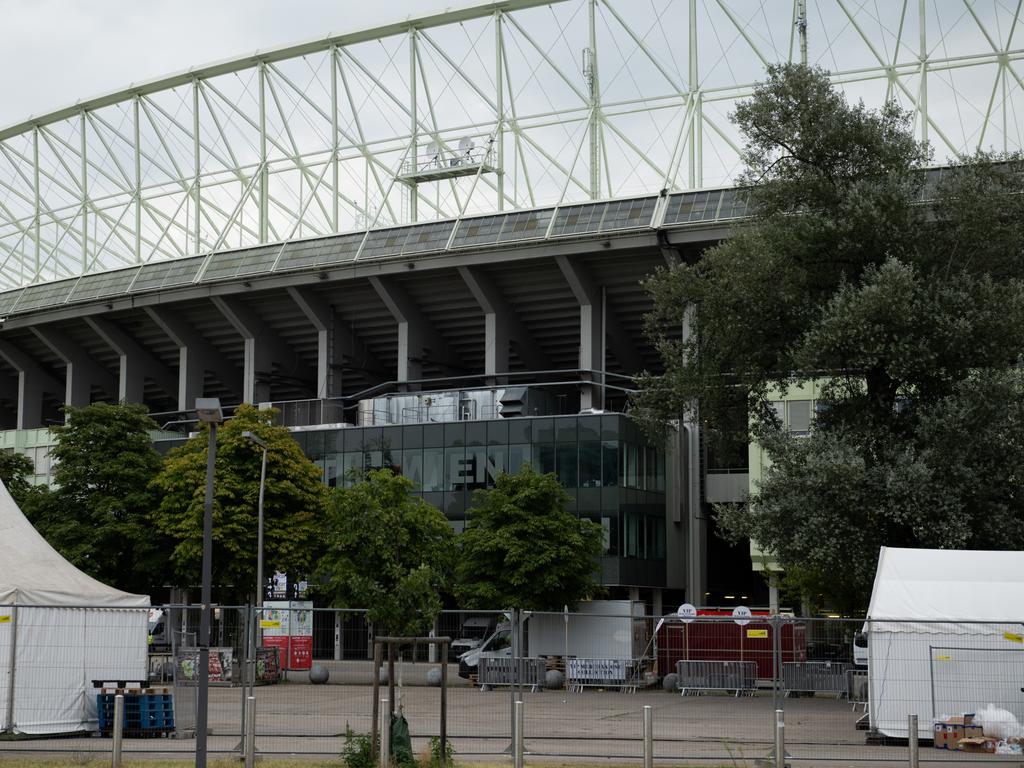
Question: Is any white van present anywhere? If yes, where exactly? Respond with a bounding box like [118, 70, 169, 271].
[853, 631, 868, 666]
[450, 616, 499, 660]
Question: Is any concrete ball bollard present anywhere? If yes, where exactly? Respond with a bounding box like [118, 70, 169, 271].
[544, 669, 565, 689]
[662, 672, 678, 691]
[426, 667, 443, 687]
[309, 665, 329, 684]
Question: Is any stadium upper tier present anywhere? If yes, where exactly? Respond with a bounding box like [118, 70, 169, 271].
[0, 162, 967, 320]
[0, 0, 1021, 290]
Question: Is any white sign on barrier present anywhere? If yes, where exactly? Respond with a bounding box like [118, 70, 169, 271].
[568, 658, 628, 682]
[732, 606, 752, 626]
[677, 603, 697, 623]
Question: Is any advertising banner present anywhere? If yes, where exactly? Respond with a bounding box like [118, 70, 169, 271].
[259, 601, 313, 671]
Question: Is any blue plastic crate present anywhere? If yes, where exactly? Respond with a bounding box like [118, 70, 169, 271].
[96, 689, 174, 736]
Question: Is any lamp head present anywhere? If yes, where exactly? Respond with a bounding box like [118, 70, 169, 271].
[195, 397, 223, 424]
[241, 430, 267, 449]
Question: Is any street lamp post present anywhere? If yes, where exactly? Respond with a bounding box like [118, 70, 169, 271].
[242, 430, 268, 621]
[194, 397, 222, 768]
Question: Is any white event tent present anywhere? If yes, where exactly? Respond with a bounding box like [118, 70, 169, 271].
[866, 546, 1024, 740]
[0, 478, 148, 735]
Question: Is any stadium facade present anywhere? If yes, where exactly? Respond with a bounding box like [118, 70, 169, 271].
[0, 0, 1020, 610]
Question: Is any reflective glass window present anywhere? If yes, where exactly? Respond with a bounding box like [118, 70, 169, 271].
[602, 515, 619, 555]
[423, 447, 444, 491]
[536, 444, 556, 475]
[324, 457, 340, 488]
[556, 443, 577, 488]
[579, 441, 601, 488]
[578, 417, 600, 441]
[507, 444, 532, 475]
[486, 445, 508, 484]
[342, 452, 363, 487]
[401, 449, 423, 491]
[445, 446, 467, 491]
[602, 442, 618, 486]
[555, 417, 577, 443]
[625, 514, 639, 557]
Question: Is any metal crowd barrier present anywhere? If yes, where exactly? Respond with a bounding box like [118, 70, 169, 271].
[846, 667, 869, 711]
[675, 660, 757, 697]
[566, 657, 644, 693]
[478, 656, 547, 692]
[783, 661, 851, 696]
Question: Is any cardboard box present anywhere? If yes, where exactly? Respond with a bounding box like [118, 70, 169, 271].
[934, 714, 982, 750]
[959, 737, 998, 754]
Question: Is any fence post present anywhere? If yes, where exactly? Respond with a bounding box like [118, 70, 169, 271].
[772, 614, 783, 711]
[908, 714, 919, 768]
[380, 697, 391, 768]
[514, 699, 524, 768]
[244, 695, 256, 768]
[111, 693, 124, 768]
[774, 708, 784, 768]
[643, 704, 653, 768]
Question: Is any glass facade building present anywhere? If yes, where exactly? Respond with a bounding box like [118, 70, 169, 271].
[288, 413, 667, 588]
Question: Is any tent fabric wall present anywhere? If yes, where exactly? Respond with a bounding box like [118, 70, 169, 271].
[0, 479, 149, 735]
[0, 607, 148, 734]
[866, 547, 1024, 739]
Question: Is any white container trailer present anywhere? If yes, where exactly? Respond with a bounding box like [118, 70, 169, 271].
[528, 600, 647, 659]
[458, 600, 649, 681]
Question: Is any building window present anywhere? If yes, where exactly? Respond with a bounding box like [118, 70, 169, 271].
[579, 441, 601, 487]
[788, 400, 811, 435]
[602, 441, 618, 486]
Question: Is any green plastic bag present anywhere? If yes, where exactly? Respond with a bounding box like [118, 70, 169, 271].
[390, 712, 415, 767]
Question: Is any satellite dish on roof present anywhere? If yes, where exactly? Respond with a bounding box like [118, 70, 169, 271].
[425, 142, 439, 165]
[459, 136, 476, 160]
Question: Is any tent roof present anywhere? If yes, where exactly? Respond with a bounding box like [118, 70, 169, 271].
[866, 546, 1024, 622]
[0, 478, 148, 607]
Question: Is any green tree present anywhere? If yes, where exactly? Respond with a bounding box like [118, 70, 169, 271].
[22, 402, 170, 594]
[456, 465, 604, 611]
[150, 403, 327, 600]
[0, 450, 35, 502]
[314, 469, 456, 636]
[636, 64, 1024, 610]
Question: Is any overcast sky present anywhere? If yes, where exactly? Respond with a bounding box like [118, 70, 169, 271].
[0, 0, 431, 129]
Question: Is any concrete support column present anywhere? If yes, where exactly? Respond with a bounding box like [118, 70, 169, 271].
[0, 341, 59, 429]
[31, 325, 116, 409]
[146, 307, 242, 412]
[458, 266, 550, 381]
[212, 297, 271, 404]
[556, 256, 605, 411]
[86, 317, 177, 405]
[211, 297, 314, 405]
[287, 287, 345, 399]
[369, 276, 460, 389]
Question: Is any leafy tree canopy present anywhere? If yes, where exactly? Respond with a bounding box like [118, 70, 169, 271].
[313, 469, 456, 636]
[0, 450, 35, 503]
[22, 402, 171, 594]
[636, 64, 1024, 610]
[150, 404, 327, 600]
[456, 465, 604, 611]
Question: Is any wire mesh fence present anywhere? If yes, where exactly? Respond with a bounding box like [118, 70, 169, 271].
[1, 604, 1023, 762]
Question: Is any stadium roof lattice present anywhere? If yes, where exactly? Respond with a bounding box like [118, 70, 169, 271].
[0, 0, 1021, 289]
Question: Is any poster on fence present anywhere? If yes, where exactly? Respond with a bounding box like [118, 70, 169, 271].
[175, 648, 233, 683]
[260, 600, 313, 671]
[254, 646, 281, 684]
